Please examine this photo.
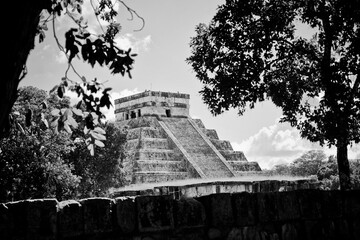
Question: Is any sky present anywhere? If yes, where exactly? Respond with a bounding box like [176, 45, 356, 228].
[21, 0, 359, 169]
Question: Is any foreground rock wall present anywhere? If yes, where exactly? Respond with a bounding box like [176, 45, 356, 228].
[1, 189, 359, 240]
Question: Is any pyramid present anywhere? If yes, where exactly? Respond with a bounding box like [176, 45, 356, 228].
[115, 91, 261, 184]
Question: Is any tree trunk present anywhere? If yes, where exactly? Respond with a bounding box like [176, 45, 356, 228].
[336, 141, 351, 190]
[1, 2, 45, 135]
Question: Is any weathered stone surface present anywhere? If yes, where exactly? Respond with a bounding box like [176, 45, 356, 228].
[136, 195, 174, 232]
[232, 192, 257, 227]
[115, 196, 137, 234]
[256, 192, 278, 223]
[197, 193, 234, 229]
[0, 203, 12, 239]
[276, 191, 301, 221]
[6, 199, 58, 240]
[281, 223, 299, 240]
[226, 226, 260, 240]
[80, 198, 114, 235]
[58, 200, 83, 238]
[342, 189, 360, 219]
[173, 198, 205, 228]
[296, 190, 323, 220]
[321, 190, 343, 219]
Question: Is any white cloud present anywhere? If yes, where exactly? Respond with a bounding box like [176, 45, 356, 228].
[115, 34, 151, 53]
[232, 122, 359, 170]
[55, 51, 67, 64]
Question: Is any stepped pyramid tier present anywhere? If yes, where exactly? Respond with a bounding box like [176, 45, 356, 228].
[114, 90, 261, 184]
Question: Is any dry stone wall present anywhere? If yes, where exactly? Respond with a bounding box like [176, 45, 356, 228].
[1, 189, 359, 240]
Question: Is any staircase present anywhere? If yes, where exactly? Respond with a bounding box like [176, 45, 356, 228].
[119, 118, 189, 184]
[160, 118, 235, 178]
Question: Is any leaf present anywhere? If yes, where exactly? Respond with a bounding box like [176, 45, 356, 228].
[94, 126, 106, 135]
[57, 86, 64, 98]
[63, 123, 72, 134]
[41, 113, 49, 128]
[51, 117, 59, 128]
[83, 126, 90, 135]
[90, 131, 106, 141]
[72, 108, 83, 117]
[94, 139, 105, 148]
[67, 116, 78, 129]
[49, 85, 59, 94]
[51, 109, 60, 116]
[87, 143, 94, 156]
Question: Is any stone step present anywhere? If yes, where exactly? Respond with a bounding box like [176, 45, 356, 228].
[220, 150, 248, 161]
[134, 149, 182, 161]
[140, 138, 170, 149]
[125, 139, 140, 149]
[127, 126, 166, 140]
[200, 128, 219, 139]
[133, 171, 188, 183]
[210, 139, 233, 150]
[162, 118, 234, 178]
[228, 161, 262, 171]
[135, 160, 185, 172]
[125, 138, 170, 150]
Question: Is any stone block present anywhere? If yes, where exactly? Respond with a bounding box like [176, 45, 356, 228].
[115, 196, 137, 234]
[276, 191, 301, 221]
[58, 200, 83, 238]
[296, 189, 323, 220]
[173, 198, 205, 228]
[232, 192, 257, 226]
[197, 193, 234, 229]
[252, 181, 260, 193]
[226, 226, 260, 240]
[256, 192, 278, 223]
[342, 189, 360, 219]
[0, 203, 12, 239]
[281, 223, 299, 240]
[321, 190, 343, 219]
[80, 198, 114, 235]
[259, 181, 271, 192]
[136, 195, 174, 232]
[303, 220, 339, 240]
[269, 180, 281, 192]
[6, 199, 58, 240]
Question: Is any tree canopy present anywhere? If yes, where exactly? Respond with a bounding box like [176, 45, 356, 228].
[187, 0, 360, 190]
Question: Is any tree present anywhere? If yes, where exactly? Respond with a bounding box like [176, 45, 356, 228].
[0, 86, 127, 201]
[65, 122, 127, 197]
[187, 0, 360, 190]
[2, 0, 142, 148]
[290, 150, 326, 176]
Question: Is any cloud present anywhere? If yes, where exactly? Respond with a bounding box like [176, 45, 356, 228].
[55, 51, 67, 64]
[115, 34, 151, 53]
[232, 122, 359, 170]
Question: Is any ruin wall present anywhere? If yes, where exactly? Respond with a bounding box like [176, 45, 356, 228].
[1, 188, 359, 239]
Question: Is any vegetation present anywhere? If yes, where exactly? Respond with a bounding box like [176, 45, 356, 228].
[187, 0, 360, 190]
[2, 0, 142, 155]
[0, 86, 127, 202]
[267, 150, 360, 190]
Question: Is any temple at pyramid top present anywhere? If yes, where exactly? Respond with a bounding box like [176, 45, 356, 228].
[114, 90, 261, 184]
[114, 90, 190, 121]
